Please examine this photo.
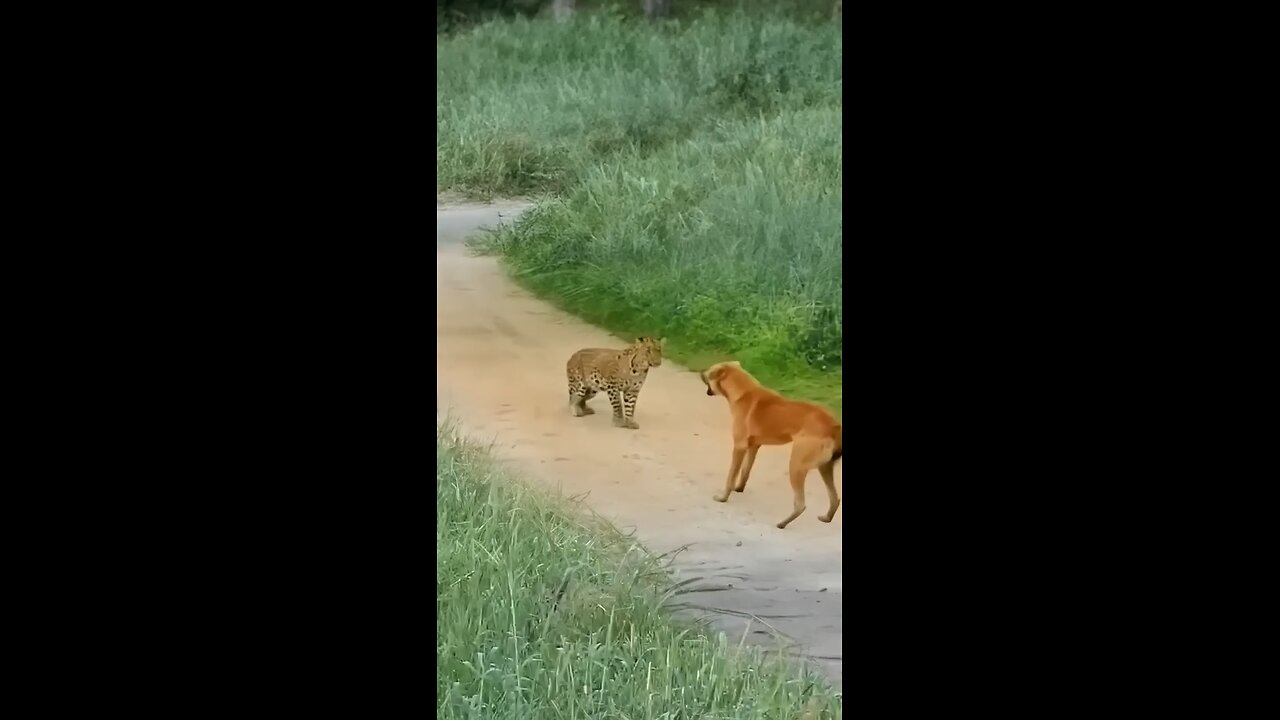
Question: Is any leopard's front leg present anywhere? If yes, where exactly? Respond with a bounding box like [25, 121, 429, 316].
[618, 388, 640, 429]
[608, 388, 631, 428]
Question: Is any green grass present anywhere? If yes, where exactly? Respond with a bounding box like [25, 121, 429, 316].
[437, 11, 841, 415]
[439, 1, 841, 31]
[436, 14, 843, 714]
[437, 423, 843, 718]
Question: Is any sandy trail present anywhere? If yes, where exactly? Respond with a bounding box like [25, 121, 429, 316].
[436, 202, 843, 687]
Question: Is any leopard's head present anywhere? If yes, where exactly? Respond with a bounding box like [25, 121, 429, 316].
[629, 336, 665, 371]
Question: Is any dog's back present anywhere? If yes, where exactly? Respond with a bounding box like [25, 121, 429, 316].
[733, 377, 841, 464]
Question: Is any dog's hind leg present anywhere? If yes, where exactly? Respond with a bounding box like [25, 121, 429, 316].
[817, 460, 840, 523]
[734, 445, 759, 493]
[713, 446, 747, 503]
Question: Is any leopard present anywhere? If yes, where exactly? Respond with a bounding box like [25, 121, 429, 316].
[566, 336, 665, 429]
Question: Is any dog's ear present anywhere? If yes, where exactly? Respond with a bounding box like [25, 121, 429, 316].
[657, 336, 666, 345]
[708, 361, 743, 380]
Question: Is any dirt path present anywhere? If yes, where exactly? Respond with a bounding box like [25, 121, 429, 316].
[436, 202, 843, 688]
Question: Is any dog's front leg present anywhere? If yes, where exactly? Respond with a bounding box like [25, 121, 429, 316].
[777, 451, 812, 529]
[734, 445, 760, 492]
[713, 447, 747, 502]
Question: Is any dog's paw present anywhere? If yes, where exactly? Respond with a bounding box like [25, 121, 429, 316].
[776, 521, 789, 529]
[818, 514, 833, 523]
[733, 486, 745, 493]
[712, 494, 728, 503]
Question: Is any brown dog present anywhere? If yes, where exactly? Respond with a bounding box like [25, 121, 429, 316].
[700, 361, 842, 529]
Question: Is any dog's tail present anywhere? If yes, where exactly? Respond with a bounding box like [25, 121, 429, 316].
[829, 424, 842, 464]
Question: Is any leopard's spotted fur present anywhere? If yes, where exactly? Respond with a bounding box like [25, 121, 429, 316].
[566, 336, 665, 429]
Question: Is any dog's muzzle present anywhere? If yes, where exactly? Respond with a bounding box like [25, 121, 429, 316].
[705, 387, 714, 396]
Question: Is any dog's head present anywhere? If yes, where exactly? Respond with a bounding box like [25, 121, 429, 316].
[700, 361, 741, 397]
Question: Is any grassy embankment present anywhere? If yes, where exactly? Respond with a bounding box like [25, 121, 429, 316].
[437, 11, 842, 415]
[437, 424, 842, 718]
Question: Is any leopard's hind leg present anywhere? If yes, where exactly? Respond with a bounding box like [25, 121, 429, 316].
[568, 374, 596, 417]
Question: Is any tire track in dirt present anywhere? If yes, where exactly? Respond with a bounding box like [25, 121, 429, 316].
[436, 201, 843, 688]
